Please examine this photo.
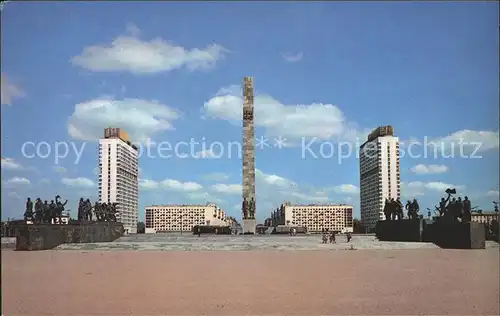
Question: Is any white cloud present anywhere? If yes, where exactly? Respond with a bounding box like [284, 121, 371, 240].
[194, 149, 217, 159]
[203, 85, 366, 142]
[201, 172, 230, 181]
[410, 164, 449, 175]
[290, 192, 329, 202]
[429, 130, 499, 153]
[71, 26, 228, 74]
[53, 166, 67, 173]
[3, 177, 30, 186]
[282, 52, 303, 63]
[211, 184, 242, 195]
[1, 73, 25, 106]
[163, 179, 202, 191]
[331, 184, 359, 194]
[256, 168, 296, 188]
[187, 191, 223, 204]
[139, 178, 202, 192]
[401, 181, 465, 199]
[67, 97, 180, 142]
[61, 177, 95, 188]
[254, 169, 358, 208]
[1, 157, 23, 170]
[139, 179, 160, 190]
[425, 182, 465, 192]
[486, 190, 499, 198]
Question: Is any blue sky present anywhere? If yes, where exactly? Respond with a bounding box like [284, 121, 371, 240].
[1, 1, 499, 221]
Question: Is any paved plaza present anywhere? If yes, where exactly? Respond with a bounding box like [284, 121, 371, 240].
[52, 233, 441, 251]
[2, 243, 499, 315]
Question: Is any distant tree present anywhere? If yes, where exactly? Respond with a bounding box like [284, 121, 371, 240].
[352, 219, 365, 234]
[137, 221, 145, 234]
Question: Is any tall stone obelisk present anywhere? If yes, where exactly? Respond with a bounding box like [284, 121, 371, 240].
[241, 76, 257, 234]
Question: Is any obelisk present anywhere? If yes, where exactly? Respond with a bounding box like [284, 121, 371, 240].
[241, 76, 256, 234]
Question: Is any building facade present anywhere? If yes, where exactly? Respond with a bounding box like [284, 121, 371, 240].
[98, 128, 139, 234]
[269, 202, 353, 233]
[144, 203, 236, 233]
[359, 126, 400, 231]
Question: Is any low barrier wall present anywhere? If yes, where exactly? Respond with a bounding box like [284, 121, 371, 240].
[375, 219, 485, 249]
[15, 221, 124, 251]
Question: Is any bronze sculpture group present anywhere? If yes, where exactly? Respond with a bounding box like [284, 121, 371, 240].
[24, 195, 68, 223]
[77, 198, 119, 222]
[431, 188, 474, 222]
[383, 197, 420, 221]
[23, 196, 119, 223]
[242, 197, 256, 219]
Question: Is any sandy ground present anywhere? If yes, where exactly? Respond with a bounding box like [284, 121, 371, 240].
[2, 249, 499, 315]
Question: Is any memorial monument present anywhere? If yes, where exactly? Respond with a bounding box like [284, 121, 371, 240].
[15, 195, 124, 250]
[376, 188, 486, 248]
[241, 76, 257, 234]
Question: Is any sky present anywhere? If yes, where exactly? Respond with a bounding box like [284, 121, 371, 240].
[1, 1, 499, 222]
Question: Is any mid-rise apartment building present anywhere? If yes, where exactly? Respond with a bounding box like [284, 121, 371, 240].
[269, 202, 353, 233]
[144, 203, 236, 233]
[98, 128, 139, 234]
[359, 125, 400, 231]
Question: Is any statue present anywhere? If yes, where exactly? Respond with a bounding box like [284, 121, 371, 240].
[101, 202, 109, 221]
[24, 197, 34, 221]
[395, 198, 403, 220]
[249, 197, 255, 219]
[408, 199, 419, 220]
[77, 198, 85, 220]
[438, 195, 451, 216]
[42, 200, 49, 223]
[242, 198, 248, 219]
[94, 201, 102, 221]
[383, 198, 391, 220]
[34, 198, 43, 224]
[55, 195, 68, 218]
[493, 201, 498, 213]
[110, 202, 119, 221]
[456, 196, 464, 219]
[85, 199, 93, 221]
[445, 188, 456, 195]
[462, 196, 471, 222]
[405, 200, 412, 219]
[437, 188, 457, 220]
[389, 198, 396, 220]
[48, 200, 56, 222]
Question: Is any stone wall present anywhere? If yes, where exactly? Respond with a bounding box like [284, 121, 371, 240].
[376, 219, 486, 249]
[425, 220, 485, 249]
[15, 222, 124, 251]
[376, 220, 422, 242]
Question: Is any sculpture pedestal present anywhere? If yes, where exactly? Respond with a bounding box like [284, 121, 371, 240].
[242, 219, 256, 235]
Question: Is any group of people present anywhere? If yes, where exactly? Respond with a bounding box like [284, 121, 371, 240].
[321, 229, 352, 244]
[77, 198, 119, 222]
[435, 195, 473, 222]
[24, 195, 68, 223]
[383, 198, 420, 221]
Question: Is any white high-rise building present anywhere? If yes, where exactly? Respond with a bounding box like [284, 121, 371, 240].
[98, 128, 139, 234]
[359, 126, 400, 231]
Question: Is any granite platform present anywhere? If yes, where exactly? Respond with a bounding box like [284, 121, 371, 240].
[14, 221, 124, 251]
